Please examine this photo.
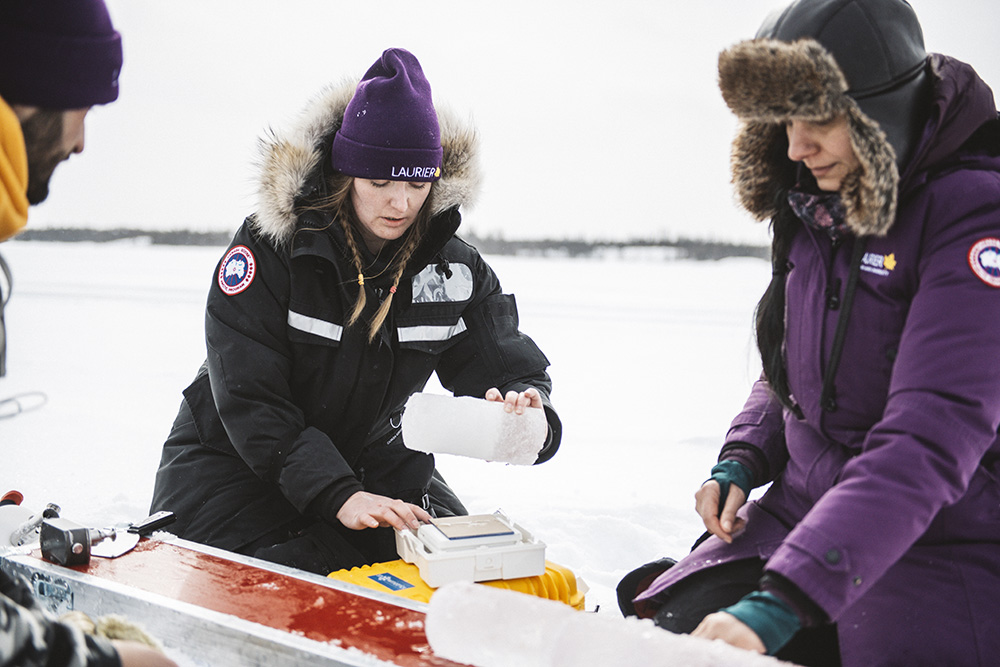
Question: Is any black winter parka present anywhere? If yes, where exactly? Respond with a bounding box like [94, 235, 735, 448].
[150, 81, 561, 553]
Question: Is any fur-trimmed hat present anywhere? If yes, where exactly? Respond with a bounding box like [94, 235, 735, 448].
[719, 0, 930, 237]
[253, 77, 480, 248]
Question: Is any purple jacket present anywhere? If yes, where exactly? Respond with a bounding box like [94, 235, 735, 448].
[638, 56, 1000, 665]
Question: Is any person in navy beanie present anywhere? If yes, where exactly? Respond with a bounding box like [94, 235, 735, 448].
[0, 0, 123, 239]
[620, 1, 1000, 665]
[1, 0, 124, 380]
[0, 3, 176, 666]
[150, 48, 562, 574]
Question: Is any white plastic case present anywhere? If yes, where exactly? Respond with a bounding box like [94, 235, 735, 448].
[395, 511, 546, 588]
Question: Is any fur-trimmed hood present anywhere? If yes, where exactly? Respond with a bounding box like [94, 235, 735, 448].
[719, 38, 899, 237]
[251, 77, 482, 247]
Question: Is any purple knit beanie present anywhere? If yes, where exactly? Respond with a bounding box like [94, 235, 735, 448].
[331, 48, 443, 182]
[0, 0, 123, 109]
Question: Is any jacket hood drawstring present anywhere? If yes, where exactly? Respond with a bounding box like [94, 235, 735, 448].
[435, 257, 452, 279]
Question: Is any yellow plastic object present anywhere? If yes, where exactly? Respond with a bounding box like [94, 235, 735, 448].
[329, 559, 586, 610]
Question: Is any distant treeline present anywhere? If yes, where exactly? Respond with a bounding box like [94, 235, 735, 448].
[14, 227, 770, 261]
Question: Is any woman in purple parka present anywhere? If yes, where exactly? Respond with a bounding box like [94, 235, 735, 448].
[621, 1, 1000, 665]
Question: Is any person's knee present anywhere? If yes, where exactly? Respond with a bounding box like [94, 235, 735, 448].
[253, 534, 334, 575]
[616, 557, 677, 617]
[252, 521, 381, 575]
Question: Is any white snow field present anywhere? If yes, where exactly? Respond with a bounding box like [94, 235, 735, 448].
[1, 239, 772, 664]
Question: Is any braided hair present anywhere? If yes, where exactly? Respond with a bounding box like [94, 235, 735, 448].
[319, 172, 434, 342]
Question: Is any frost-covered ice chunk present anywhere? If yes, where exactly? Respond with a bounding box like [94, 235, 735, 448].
[401, 393, 546, 465]
[426, 581, 568, 667]
[426, 582, 793, 667]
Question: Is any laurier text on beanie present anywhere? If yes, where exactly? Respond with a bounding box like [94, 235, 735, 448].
[0, 0, 123, 109]
[331, 48, 443, 182]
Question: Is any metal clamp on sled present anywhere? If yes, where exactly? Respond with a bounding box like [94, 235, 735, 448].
[40, 518, 117, 566]
[38, 511, 175, 566]
[395, 510, 546, 588]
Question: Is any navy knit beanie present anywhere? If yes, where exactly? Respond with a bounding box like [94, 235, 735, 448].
[0, 0, 123, 109]
[331, 48, 443, 182]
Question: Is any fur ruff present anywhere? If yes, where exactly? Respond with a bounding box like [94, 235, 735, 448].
[252, 77, 482, 247]
[719, 38, 898, 237]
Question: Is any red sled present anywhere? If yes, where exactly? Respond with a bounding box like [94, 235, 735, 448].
[1, 535, 466, 666]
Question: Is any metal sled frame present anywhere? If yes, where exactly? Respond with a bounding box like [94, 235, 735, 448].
[1, 535, 460, 667]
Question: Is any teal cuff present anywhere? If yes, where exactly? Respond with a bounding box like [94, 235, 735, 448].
[709, 460, 754, 515]
[722, 591, 801, 655]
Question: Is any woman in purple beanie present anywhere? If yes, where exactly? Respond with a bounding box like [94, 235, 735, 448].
[620, 1, 1000, 665]
[149, 48, 562, 574]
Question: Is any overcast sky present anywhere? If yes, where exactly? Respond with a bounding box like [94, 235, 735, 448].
[26, 0, 1000, 244]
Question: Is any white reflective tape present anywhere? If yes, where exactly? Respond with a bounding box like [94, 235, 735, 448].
[287, 310, 343, 342]
[398, 318, 467, 343]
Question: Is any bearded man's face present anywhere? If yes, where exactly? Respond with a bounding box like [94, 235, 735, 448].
[20, 108, 88, 204]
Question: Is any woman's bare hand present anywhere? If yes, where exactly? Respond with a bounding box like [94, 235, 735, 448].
[336, 491, 431, 531]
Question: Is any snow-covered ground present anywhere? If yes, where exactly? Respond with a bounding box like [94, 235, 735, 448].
[0, 238, 769, 638]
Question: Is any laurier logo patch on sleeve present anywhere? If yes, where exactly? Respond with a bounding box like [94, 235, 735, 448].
[218, 245, 256, 295]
